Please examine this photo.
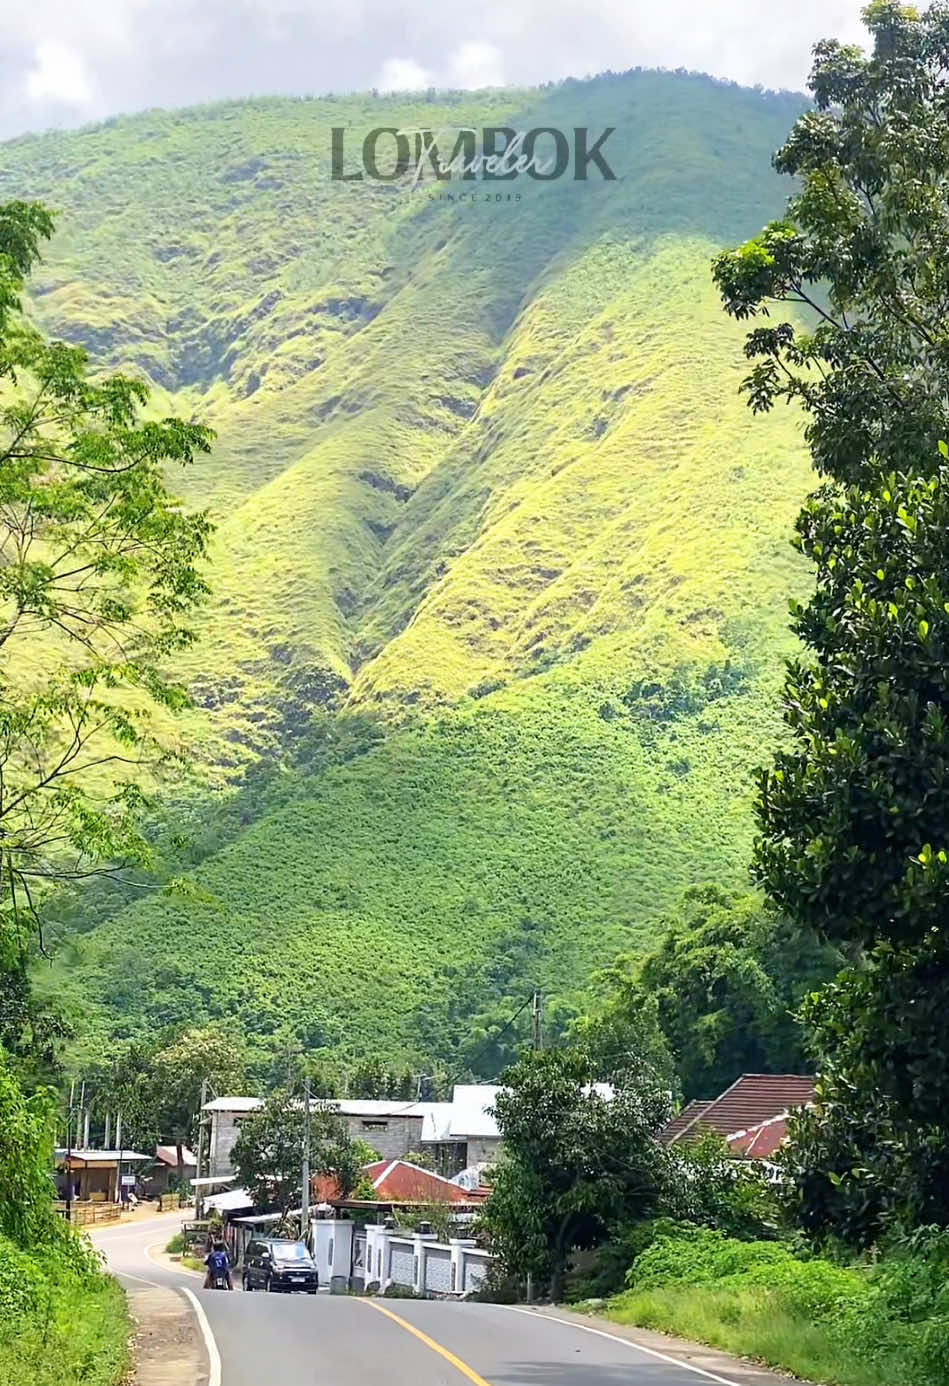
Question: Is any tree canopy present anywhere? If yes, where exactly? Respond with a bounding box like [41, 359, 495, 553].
[483, 1049, 672, 1300]
[714, 0, 949, 1242]
[0, 199, 213, 1069]
[231, 1087, 359, 1218]
[578, 885, 838, 1100]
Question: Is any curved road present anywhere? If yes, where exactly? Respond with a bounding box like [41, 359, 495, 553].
[92, 1214, 749, 1386]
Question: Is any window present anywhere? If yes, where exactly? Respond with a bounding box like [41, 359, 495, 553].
[361, 1120, 388, 1131]
[273, 1243, 309, 1262]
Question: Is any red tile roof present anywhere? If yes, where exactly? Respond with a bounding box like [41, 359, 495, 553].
[663, 1075, 814, 1146]
[727, 1113, 791, 1159]
[658, 1099, 711, 1146]
[155, 1144, 197, 1167]
[312, 1160, 472, 1206]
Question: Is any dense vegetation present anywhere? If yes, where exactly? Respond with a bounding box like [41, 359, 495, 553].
[0, 1055, 130, 1386]
[482, 14, 949, 1383]
[715, 0, 949, 1247]
[605, 1226, 949, 1386]
[0, 71, 818, 1071]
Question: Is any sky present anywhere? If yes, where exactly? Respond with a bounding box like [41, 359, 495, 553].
[0, 0, 870, 141]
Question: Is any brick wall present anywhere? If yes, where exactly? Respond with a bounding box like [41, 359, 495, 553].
[342, 1113, 425, 1161]
[208, 1112, 247, 1177]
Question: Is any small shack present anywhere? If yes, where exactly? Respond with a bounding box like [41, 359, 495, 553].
[54, 1148, 149, 1204]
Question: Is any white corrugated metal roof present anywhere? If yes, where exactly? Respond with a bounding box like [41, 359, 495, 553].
[336, 1099, 426, 1117]
[418, 1102, 453, 1142]
[205, 1187, 254, 1211]
[202, 1096, 263, 1113]
[55, 1148, 149, 1163]
[447, 1085, 501, 1139]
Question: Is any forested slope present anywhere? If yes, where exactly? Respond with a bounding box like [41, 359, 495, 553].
[1, 71, 815, 1069]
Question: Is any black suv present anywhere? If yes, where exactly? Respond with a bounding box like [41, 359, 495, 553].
[242, 1239, 319, 1294]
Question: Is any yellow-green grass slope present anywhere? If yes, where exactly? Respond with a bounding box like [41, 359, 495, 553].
[3, 72, 817, 1066]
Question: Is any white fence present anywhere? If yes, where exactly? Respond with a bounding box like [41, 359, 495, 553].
[363, 1225, 493, 1297]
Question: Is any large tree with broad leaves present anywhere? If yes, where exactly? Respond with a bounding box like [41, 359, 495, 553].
[0, 200, 212, 1060]
[713, 1, 949, 1241]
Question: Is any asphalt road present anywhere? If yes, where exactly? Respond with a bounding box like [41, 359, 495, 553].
[92, 1214, 745, 1386]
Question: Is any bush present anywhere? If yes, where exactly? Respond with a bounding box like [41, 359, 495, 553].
[0, 1236, 49, 1325]
[604, 1225, 949, 1386]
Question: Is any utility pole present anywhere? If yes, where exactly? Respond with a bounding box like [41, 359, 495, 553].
[65, 1079, 75, 1223]
[195, 1079, 208, 1221]
[301, 1075, 311, 1249]
[115, 1110, 123, 1206]
[526, 990, 542, 1306]
[104, 1112, 111, 1149]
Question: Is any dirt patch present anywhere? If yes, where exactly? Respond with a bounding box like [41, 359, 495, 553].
[129, 1288, 208, 1386]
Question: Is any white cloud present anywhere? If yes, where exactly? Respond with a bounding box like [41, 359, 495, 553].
[447, 40, 504, 89]
[377, 56, 431, 92]
[25, 40, 95, 109]
[0, 1, 873, 139]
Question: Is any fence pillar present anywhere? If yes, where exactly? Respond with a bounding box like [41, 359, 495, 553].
[412, 1231, 438, 1295]
[449, 1238, 477, 1296]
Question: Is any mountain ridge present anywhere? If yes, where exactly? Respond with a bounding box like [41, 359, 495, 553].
[4, 71, 815, 1071]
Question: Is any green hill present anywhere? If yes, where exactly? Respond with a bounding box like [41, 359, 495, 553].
[4, 71, 815, 1073]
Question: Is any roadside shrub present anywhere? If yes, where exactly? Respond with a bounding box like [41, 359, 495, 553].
[665, 1136, 782, 1241]
[0, 1235, 49, 1324]
[628, 1225, 871, 1317]
[609, 1225, 949, 1386]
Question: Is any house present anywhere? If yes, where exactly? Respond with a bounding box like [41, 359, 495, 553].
[726, 1113, 794, 1160]
[204, 1095, 265, 1178]
[146, 1144, 197, 1196]
[313, 1158, 480, 1206]
[54, 1148, 150, 1203]
[203, 1084, 506, 1179]
[659, 1074, 815, 1158]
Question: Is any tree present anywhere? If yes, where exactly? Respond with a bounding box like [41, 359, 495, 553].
[231, 1088, 358, 1218]
[0, 200, 212, 1053]
[149, 1028, 246, 1180]
[483, 1049, 672, 1300]
[91, 1026, 245, 1182]
[580, 886, 839, 1100]
[713, 2, 949, 1240]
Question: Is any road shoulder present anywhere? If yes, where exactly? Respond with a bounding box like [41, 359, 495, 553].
[517, 1305, 797, 1385]
[129, 1287, 210, 1386]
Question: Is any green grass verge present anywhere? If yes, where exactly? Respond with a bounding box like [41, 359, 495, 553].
[605, 1283, 899, 1386]
[600, 1227, 949, 1386]
[0, 1274, 131, 1386]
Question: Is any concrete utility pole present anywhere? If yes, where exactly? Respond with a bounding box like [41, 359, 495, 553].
[526, 990, 543, 1305]
[195, 1078, 208, 1220]
[115, 1110, 123, 1205]
[104, 1112, 111, 1149]
[65, 1079, 75, 1222]
[301, 1075, 311, 1248]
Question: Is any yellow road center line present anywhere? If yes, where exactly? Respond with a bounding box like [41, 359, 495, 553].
[362, 1299, 494, 1386]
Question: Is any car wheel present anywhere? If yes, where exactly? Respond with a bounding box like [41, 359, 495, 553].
[307, 1289, 317, 1296]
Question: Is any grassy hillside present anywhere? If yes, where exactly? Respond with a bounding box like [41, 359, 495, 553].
[3, 71, 816, 1071]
